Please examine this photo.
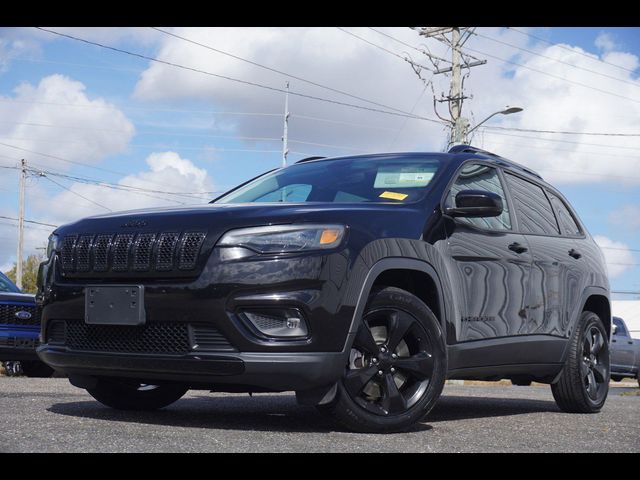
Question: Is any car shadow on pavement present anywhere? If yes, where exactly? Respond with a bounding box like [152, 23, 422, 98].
[47, 391, 560, 433]
[428, 394, 560, 422]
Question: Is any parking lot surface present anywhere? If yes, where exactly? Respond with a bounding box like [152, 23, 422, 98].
[0, 378, 638, 452]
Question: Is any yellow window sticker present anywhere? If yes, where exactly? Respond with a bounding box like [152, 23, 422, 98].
[379, 191, 408, 201]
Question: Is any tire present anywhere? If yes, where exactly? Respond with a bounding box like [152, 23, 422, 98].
[318, 286, 447, 433]
[610, 375, 623, 382]
[551, 311, 610, 413]
[20, 360, 55, 378]
[86, 377, 188, 411]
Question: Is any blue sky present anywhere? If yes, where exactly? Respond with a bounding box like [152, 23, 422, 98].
[0, 27, 638, 295]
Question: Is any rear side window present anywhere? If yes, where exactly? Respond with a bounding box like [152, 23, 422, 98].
[548, 192, 582, 237]
[504, 173, 560, 236]
[446, 163, 511, 231]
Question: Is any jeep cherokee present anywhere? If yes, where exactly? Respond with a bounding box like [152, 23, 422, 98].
[36, 145, 612, 432]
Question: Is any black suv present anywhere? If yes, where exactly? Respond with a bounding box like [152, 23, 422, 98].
[37, 145, 611, 432]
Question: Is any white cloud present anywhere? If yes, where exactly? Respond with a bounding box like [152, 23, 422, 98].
[0, 74, 135, 171]
[40, 151, 214, 224]
[595, 32, 617, 52]
[594, 235, 636, 278]
[0, 30, 41, 73]
[132, 27, 640, 186]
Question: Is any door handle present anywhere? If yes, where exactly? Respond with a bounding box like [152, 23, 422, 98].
[568, 248, 582, 259]
[612, 339, 617, 343]
[629, 341, 634, 345]
[508, 242, 528, 254]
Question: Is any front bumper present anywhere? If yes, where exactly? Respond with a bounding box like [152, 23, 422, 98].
[0, 326, 41, 361]
[36, 345, 350, 391]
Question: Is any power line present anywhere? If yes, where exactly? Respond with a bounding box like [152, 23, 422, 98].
[43, 175, 112, 212]
[462, 44, 640, 105]
[477, 129, 640, 151]
[473, 30, 640, 89]
[35, 27, 444, 124]
[0, 97, 283, 117]
[0, 215, 57, 228]
[482, 125, 640, 138]
[150, 27, 423, 118]
[367, 27, 452, 69]
[507, 27, 638, 75]
[336, 27, 435, 74]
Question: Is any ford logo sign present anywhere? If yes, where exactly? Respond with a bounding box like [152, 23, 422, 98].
[15, 311, 32, 320]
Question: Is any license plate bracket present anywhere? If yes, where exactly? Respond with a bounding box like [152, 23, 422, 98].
[85, 285, 145, 326]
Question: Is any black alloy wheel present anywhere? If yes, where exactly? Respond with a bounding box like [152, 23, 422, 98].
[581, 325, 608, 402]
[318, 287, 446, 433]
[552, 310, 610, 413]
[345, 308, 435, 416]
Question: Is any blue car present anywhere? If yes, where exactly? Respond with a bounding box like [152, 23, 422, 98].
[0, 272, 53, 377]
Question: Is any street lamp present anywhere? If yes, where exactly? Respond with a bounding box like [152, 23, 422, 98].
[466, 106, 523, 137]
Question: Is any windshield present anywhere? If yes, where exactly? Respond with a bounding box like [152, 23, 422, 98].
[0, 273, 20, 293]
[214, 155, 444, 204]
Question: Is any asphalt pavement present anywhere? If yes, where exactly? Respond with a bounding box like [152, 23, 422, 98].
[0, 378, 638, 452]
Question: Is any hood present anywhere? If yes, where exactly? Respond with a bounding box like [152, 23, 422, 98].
[54, 202, 427, 280]
[0, 292, 36, 304]
[56, 202, 425, 239]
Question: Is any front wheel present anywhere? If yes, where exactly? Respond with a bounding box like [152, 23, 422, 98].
[87, 377, 188, 411]
[551, 311, 610, 413]
[318, 287, 446, 433]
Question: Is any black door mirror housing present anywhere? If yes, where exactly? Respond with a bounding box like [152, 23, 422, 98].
[445, 189, 504, 218]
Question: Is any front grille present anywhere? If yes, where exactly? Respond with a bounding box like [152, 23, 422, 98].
[0, 336, 39, 349]
[59, 230, 207, 277]
[0, 303, 40, 326]
[53, 320, 234, 355]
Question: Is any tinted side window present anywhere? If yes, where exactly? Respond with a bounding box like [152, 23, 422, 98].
[447, 163, 511, 231]
[504, 173, 560, 235]
[548, 192, 582, 237]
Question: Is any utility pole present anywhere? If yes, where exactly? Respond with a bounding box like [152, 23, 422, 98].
[282, 81, 290, 168]
[16, 158, 26, 290]
[415, 27, 486, 147]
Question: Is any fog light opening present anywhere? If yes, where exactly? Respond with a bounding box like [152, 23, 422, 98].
[240, 308, 309, 339]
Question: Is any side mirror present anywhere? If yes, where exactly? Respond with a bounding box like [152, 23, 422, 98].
[612, 324, 618, 335]
[445, 190, 504, 218]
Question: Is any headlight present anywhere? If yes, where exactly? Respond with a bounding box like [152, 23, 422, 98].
[218, 224, 345, 254]
[46, 233, 59, 259]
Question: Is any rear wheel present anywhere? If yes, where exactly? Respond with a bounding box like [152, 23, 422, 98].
[318, 287, 446, 433]
[87, 377, 188, 411]
[551, 311, 609, 413]
[20, 360, 55, 378]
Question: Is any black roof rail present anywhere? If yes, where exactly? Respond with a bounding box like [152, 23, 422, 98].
[295, 156, 326, 164]
[448, 144, 543, 180]
[447, 144, 498, 156]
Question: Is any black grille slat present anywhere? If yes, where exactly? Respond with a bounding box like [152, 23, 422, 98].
[60, 320, 233, 355]
[61, 235, 77, 271]
[192, 325, 236, 352]
[179, 232, 206, 270]
[75, 235, 93, 272]
[0, 304, 40, 326]
[156, 233, 179, 271]
[93, 235, 113, 272]
[47, 320, 66, 344]
[132, 233, 156, 271]
[112, 234, 134, 271]
[60, 230, 206, 277]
